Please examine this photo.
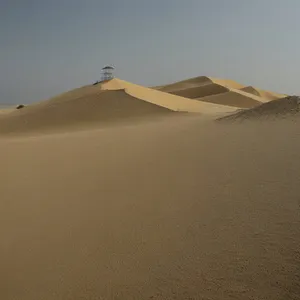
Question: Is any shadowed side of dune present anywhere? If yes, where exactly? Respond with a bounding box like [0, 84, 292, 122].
[101, 78, 237, 114]
[163, 84, 229, 99]
[196, 90, 263, 108]
[240, 86, 261, 97]
[154, 76, 244, 93]
[0, 90, 173, 134]
[154, 76, 215, 92]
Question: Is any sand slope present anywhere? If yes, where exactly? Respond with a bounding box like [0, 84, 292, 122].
[196, 88, 264, 108]
[1, 116, 299, 300]
[154, 76, 267, 108]
[219, 96, 300, 121]
[161, 83, 229, 99]
[0, 90, 173, 134]
[100, 78, 236, 113]
[155, 76, 244, 92]
[155, 76, 288, 109]
[0, 79, 236, 135]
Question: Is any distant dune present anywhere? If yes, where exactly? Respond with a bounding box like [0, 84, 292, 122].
[0, 78, 235, 135]
[155, 76, 287, 109]
[155, 76, 261, 108]
[197, 89, 264, 108]
[240, 86, 286, 101]
[218, 96, 300, 122]
[154, 76, 244, 92]
[161, 84, 230, 99]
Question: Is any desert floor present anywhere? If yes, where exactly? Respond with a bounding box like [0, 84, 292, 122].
[0, 114, 299, 300]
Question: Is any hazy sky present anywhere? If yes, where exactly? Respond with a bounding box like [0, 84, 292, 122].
[1, 0, 299, 104]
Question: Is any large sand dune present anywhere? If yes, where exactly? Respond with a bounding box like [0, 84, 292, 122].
[0, 79, 236, 135]
[0, 90, 173, 134]
[100, 78, 235, 113]
[1, 115, 299, 300]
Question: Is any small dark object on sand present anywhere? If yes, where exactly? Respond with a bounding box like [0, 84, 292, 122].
[16, 104, 25, 109]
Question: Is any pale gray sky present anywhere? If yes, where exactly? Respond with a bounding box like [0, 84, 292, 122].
[0, 0, 299, 104]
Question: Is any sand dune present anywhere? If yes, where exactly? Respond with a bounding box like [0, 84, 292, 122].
[154, 76, 242, 101]
[1, 116, 299, 300]
[155, 76, 244, 92]
[240, 86, 286, 101]
[196, 88, 264, 108]
[0, 90, 173, 134]
[161, 83, 229, 99]
[155, 76, 267, 108]
[219, 96, 300, 121]
[0, 79, 236, 135]
[100, 78, 235, 113]
[155, 76, 288, 109]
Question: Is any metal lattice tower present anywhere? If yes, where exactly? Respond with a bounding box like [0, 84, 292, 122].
[101, 65, 115, 81]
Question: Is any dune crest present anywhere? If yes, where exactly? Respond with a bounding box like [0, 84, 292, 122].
[101, 78, 235, 113]
[197, 88, 264, 108]
[154, 76, 244, 92]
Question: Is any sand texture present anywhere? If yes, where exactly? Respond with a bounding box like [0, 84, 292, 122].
[219, 96, 300, 122]
[1, 115, 300, 300]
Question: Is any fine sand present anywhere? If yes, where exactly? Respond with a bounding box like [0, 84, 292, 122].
[0, 114, 300, 300]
